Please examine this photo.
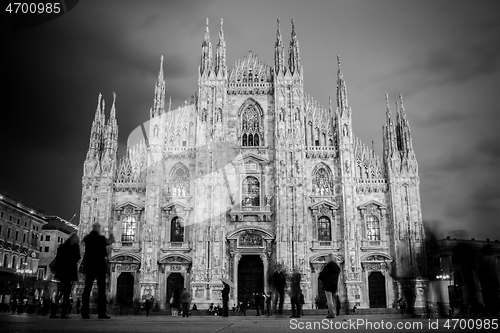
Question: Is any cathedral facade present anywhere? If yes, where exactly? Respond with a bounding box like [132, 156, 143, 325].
[78, 19, 426, 310]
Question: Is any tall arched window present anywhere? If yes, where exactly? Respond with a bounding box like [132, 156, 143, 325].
[3, 254, 7, 267]
[171, 217, 184, 242]
[312, 165, 333, 196]
[121, 216, 136, 242]
[171, 167, 189, 196]
[366, 215, 380, 241]
[12, 256, 16, 269]
[241, 106, 260, 146]
[242, 176, 260, 206]
[318, 216, 332, 241]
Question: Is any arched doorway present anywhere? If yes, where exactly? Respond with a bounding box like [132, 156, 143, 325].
[238, 255, 263, 302]
[116, 272, 134, 306]
[166, 273, 184, 307]
[316, 278, 328, 309]
[368, 272, 386, 308]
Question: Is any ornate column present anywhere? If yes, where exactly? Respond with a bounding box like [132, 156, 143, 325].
[233, 253, 242, 302]
[259, 253, 269, 292]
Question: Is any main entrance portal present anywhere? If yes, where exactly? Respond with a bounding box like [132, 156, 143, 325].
[238, 255, 264, 302]
[167, 273, 184, 305]
[368, 272, 387, 308]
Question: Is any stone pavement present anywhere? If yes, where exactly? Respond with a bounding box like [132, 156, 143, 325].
[1, 312, 496, 332]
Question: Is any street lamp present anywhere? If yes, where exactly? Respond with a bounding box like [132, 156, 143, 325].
[16, 263, 33, 295]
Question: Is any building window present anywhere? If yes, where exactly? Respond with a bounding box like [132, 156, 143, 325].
[241, 105, 261, 147]
[7, 228, 11, 238]
[366, 215, 381, 241]
[3, 254, 7, 267]
[37, 268, 45, 280]
[12, 256, 16, 269]
[9, 215, 12, 221]
[318, 216, 332, 241]
[170, 217, 184, 242]
[0, 225, 2, 235]
[15, 230, 19, 241]
[23, 233, 26, 243]
[312, 165, 333, 196]
[171, 166, 189, 196]
[0, 212, 3, 218]
[44, 247, 49, 252]
[17, 218, 20, 224]
[121, 216, 136, 242]
[45, 235, 50, 241]
[241, 176, 260, 206]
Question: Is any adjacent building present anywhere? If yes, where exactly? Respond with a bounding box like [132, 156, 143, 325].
[0, 191, 46, 304]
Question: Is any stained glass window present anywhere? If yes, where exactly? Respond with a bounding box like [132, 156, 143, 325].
[312, 166, 333, 196]
[171, 217, 184, 242]
[172, 167, 189, 196]
[242, 106, 260, 146]
[366, 215, 380, 241]
[242, 176, 260, 206]
[318, 216, 331, 241]
[121, 216, 136, 242]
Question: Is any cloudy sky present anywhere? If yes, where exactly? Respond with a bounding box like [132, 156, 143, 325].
[3, 0, 500, 241]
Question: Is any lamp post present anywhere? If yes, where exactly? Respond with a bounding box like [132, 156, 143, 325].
[16, 264, 33, 295]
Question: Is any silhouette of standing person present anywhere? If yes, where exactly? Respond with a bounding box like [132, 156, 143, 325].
[290, 267, 302, 318]
[81, 222, 114, 319]
[272, 264, 286, 316]
[52, 233, 80, 319]
[478, 244, 500, 316]
[221, 282, 230, 317]
[180, 288, 190, 317]
[319, 253, 340, 318]
[144, 298, 151, 316]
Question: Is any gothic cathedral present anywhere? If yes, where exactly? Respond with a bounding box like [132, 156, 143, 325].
[78, 19, 426, 310]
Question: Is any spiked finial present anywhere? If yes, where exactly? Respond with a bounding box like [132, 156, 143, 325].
[110, 92, 116, 119]
[275, 18, 285, 75]
[337, 55, 343, 76]
[97, 93, 102, 110]
[205, 17, 209, 37]
[288, 18, 301, 75]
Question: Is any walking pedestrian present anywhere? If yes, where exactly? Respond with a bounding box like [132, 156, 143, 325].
[290, 267, 302, 318]
[478, 244, 500, 316]
[335, 294, 341, 316]
[221, 282, 230, 317]
[299, 291, 305, 316]
[265, 291, 272, 316]
[180, 288, 190, 317]
[81, 222, 114, 319]
[319, 253, 340, 319]
[254, 292, 262, 316]
[51, 233, 81, 318]
[144, 298, 151, 316]
[272, 264, 286, 316]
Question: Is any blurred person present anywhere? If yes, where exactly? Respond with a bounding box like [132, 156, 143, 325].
[81, 222, 114, 319]
[319, 254, 340, 318]
[51, 233, 81, 318]
[478, 244, 500, 316]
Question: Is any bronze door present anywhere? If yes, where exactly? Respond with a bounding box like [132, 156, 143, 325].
[368, 272, 387, 308]
[116, 272, 134, 306]
[167, 273, 184, 305]
[238, 255, 264, 302]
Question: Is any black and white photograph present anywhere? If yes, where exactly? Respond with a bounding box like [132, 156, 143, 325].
[2, 0, 499, 332]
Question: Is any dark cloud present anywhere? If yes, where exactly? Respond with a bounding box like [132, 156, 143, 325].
[411, 107, 470, 128]
[404, 19, 500, 89]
